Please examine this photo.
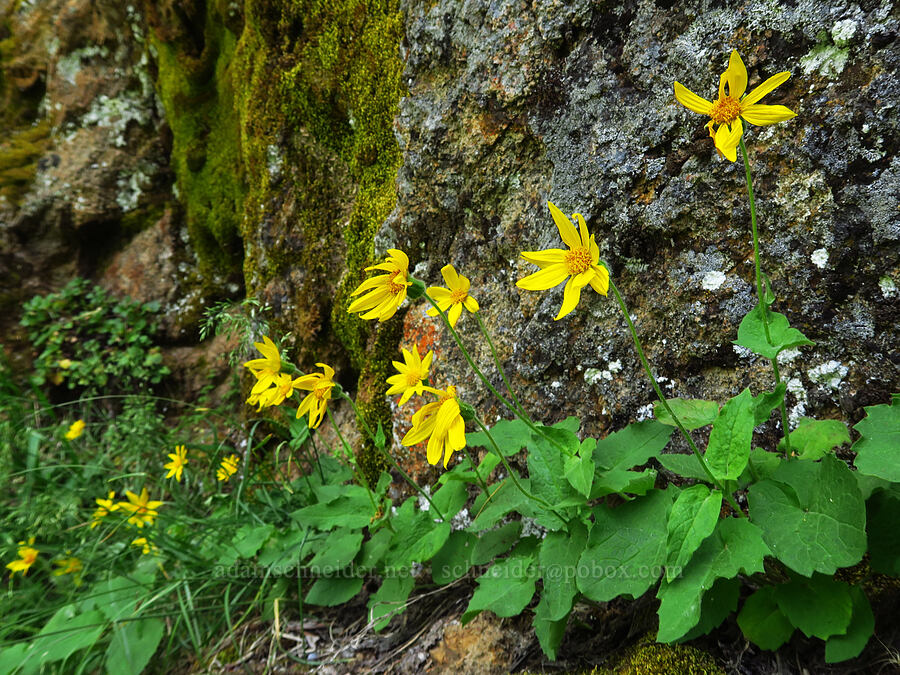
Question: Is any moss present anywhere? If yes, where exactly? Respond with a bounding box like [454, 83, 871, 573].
[227, 0, 405, 479]
[148, 1, 246, 283]
[610, 638, 725, 675]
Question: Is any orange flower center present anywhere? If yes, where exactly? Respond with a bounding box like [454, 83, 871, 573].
[440, 385, 457, 403]
[450, 288, 468, 304]
[387, 270, 407, 295]
[406, 370, 424, 387]
[565, 247, 592, 275]
[313, 383, 332, 400]
[709, 96, 742, 124]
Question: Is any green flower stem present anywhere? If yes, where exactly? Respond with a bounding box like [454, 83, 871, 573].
[474, 416, 562, 517]
[739, 138, 792, 453]
[304, 433, 326, 483]
[609, 278, 744, 517]
[474, 312, 532, 423]
[326, 407, 381, 518]
[338, 391, 446, 522]
[423, 291, 567, 455]
[461, 445, 490, 494]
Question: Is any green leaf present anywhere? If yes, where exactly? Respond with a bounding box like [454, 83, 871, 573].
[35, 605, 106, 664]
[653, 399, 719, 430]
[0, 643, 37, 675]
[577, 490, 670, 603]
[533, 595, 569, 661]
[825, 586, 874, 663]
[679, 577, 741, 641]
[865, 490, 900, 576]
[383, 498, 451, 570]
[592, 420, 673, 470]
[751, 383, 786, 425]
[467, 418, 531, 455]
[590, 420, 672, 498]
[737, 448, 782, 488]
[734, 303, 814, 359]
[291, 485, 375, 530]
[657, 518, 770, 642]
[737, 587, 795, 651]
[539, 522, 589, 621]
[358, 527, 393, 571]
[705, 388, 755, 481]
[779, 418, 850, 459]
[373, 422, 386, 449]
[106, 618, 165, 675]
[748, 455, 866, 576]
[665, 485, 722, 582]
[527, 428, 582, 506]
[852, 398, 900, 481]
[469, 480, 529, 531]
[257, 525, 308, 568]
[306, 529, 363, 571]
[368, 574, 415, 631]
[657, 454, 709, 481]
[431, 531, 475, 585]
[462, 538, 540, 624]
[431, 480, 468, 519]
[232, 523, 275, 559]
[564, 450, 594, 498]
[305, 575, 363, 606]
[775, 574, 852, 640]
[472, 521, 522, 565]
[97, 576, 149, 622]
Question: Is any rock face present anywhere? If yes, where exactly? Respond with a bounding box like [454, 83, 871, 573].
[1, 0, 898, 452]
[382, 0, 900, 446]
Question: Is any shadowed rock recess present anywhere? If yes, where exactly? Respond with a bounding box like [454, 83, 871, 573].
[1, 2, 898, 478]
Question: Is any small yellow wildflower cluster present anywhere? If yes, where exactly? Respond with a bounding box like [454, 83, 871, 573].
[6, 538, 39, 577]
[217, 453, 240, 482]
[382, 344, 467, 468]
[164, 445, 189, 482]
[64, 419, 85, 440]
[87, 488, 165, 557]
[242, 337, 336, 430]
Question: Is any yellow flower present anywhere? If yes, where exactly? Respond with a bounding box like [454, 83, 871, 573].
[217, 454, 240, 482]
[347, 249, 411, 322]
[119, 488, 164, 528]
[674, 50, 796, 162]
[243, 336, 283, 400]
[426, 264, 480, 327]
[386, 345, 434, 404]
[516, 202, 609, 320]
[294, 363, 336, 429]
[131, 537, 158, 555]
[58, 358, 73, 369]
[52, 555, 82, 584]
[255, 372, 304, 410]
[6, 538, 38, 576]
[164, 445, 188, 482]
[90, 491, 119, 529]
[65, 419, 86, 440]
[401, 385, 466, 468]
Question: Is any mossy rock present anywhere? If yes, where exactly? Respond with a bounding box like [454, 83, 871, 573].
[610, 640, 725, 675]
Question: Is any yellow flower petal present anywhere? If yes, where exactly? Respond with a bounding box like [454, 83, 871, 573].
[673, 81, 713, 115]
[741, 71, 791, 107]
[724, 50, 747, 99]
[516, 263, 569, 291]
[520, 249, 567, 266]
[714, 119, 743, 161]
[547, 202, 581, 250]
[740, 103, 797, 126]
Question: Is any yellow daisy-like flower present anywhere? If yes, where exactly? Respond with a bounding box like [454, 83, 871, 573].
[65, 419, 86, 440]
[426, 264, 480, 327]
[164, 445, 188, 482]
[6, 538, 38, 576]
[347, 249, 411, 322]
[58, 358, 73, 369]
[295, 363, 336, 429]
[674, 50, 797, 162]
[90, 491, 119, 529]
[516, 202, 609, 320]
[131, 537, 158, 555]
[243, 336, 283, 400]
[401, 385, 466, 468]
[119, 488, 164, 528]
[52, 555, 82, 584]
[254, 372, 304, 410]
[217, 453, 240, 482]
[386, 345, 434, 405]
